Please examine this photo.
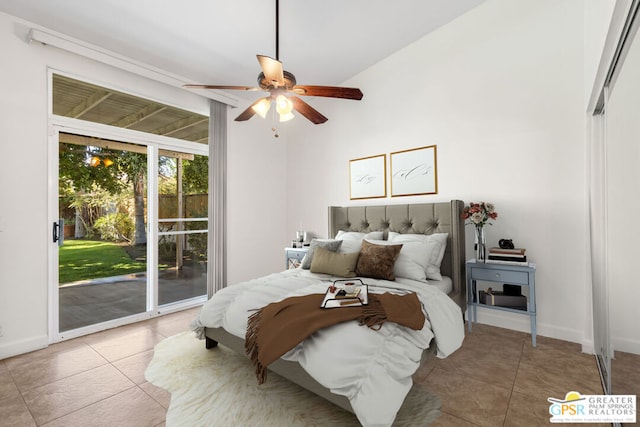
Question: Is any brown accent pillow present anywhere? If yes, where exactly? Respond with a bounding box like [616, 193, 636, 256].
[310, 247, 359, 277]
[356, 240, 403, 280]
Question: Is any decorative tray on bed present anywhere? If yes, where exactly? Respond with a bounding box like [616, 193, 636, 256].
[321, 279, 368, 309]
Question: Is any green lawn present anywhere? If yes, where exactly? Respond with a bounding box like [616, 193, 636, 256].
[59, 240, 147, 284]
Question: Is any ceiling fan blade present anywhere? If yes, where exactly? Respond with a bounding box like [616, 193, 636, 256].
[257, 55, 285, 87]
[289, 96, 328, 124]
[291, 85, 363, 100]
[183, 84, 261, 91]
[234, 98, 267, 122]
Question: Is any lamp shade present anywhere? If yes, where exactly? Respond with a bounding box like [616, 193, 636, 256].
[252, 97, 271, 119]
[279, 111, 294, 122]
[275, 95, 293, 115]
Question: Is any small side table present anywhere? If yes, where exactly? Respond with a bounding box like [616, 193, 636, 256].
[285, 247, 308, 269]
[466, 259, 537, 346]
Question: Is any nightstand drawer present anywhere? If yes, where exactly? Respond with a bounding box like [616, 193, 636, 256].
[471, 268, 529, 285]
[285, 247, 309, 269]
[286, 250, 306, 261]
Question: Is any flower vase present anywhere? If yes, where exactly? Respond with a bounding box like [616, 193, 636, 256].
[475, 226, 486, 262]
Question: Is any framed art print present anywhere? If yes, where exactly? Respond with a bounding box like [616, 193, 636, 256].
[349, 154, 386, 200]
[390, 145, 438, 197]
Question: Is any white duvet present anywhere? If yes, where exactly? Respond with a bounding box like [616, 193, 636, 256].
[191, 268, 464, 427]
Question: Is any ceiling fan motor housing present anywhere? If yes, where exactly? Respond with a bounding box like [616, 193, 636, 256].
[258, 70, 297, 90]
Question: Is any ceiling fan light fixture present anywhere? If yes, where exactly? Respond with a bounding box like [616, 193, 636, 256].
[275, 94, 293, 115]
[279, 111, 295, 122]
[252, 97, 271, 118]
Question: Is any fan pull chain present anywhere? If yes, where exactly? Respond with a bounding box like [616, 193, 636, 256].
[271, 107, 279, 138]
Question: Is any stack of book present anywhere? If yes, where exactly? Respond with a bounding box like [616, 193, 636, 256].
[486, 247, 528, 265]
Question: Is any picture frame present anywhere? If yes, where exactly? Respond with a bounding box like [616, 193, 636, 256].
[390, 145, 438, 197]
[349, 154, 387, 200]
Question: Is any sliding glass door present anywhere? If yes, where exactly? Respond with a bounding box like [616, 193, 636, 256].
[50, 72, 210, 338]
[58, 133, 148, 332]
[157, 152, 208, 306]
[54, 131, 208, 337]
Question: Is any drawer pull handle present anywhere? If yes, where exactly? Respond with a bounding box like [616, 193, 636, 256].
[495, 273, 501, 278]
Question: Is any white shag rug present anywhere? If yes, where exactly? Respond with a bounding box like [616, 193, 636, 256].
[145, 331, 441, 427]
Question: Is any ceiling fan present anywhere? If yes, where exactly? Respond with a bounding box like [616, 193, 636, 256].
[183, 0, 363, 125]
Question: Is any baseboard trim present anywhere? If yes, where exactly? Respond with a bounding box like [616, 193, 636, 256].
[472, 308, 586, 347]
[581, 339, 595, 355]
[0, 334, 48, 360]
[611, 336, 640, 355]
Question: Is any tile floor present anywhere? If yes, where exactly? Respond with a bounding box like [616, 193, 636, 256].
[0, 310, 624, 426]
[0, 308, 200, 427]
[416, 323, 611, 426]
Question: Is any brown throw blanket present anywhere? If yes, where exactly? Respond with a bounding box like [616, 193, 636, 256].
[245, 292, 425, 384]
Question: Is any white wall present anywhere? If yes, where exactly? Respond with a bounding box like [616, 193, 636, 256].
[226, 119, 289, 284]
[0, 11, 287, 358]
[285, 0, 593, 345]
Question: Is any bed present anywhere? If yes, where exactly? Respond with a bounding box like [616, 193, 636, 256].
[191, 200, 466, 426]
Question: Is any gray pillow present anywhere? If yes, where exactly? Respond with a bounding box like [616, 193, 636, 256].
[301, 239, 343, 269]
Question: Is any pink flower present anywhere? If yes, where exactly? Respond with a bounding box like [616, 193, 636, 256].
[462, 202, 498, 227]
[470, 212, 484, 224]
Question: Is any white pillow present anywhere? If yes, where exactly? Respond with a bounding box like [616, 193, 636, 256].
[363, 239, 427, 281]
[388, 232, 448, 281]
[334, 230, 384, 253]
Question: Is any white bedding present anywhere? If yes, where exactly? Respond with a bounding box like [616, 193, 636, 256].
[428, 275, 452, 294]
[191, 268, 464, 427]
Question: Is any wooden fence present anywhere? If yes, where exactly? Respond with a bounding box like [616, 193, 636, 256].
[158, 194, 207, 219]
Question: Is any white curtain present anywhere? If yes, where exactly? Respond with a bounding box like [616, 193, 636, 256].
[208, 100, 228, 297]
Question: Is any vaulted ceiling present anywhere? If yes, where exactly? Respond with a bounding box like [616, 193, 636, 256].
[4, 1, 486, 139]
[0, 0, 486, 90]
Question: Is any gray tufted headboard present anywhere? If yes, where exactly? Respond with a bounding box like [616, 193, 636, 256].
[328, 200, 466, 308]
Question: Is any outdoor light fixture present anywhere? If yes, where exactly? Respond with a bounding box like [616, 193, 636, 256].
[89, 156, 113, 167]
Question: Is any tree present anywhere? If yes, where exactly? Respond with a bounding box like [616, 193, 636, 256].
[117, 150, 148, 245]
[60, 142, 207, 247]
[59, 143, 147, 245]
[182, 155, 208, 194]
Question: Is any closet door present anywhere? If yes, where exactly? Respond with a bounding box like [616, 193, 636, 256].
[604, 3, 640, 402]
[589, 111, 609, 393]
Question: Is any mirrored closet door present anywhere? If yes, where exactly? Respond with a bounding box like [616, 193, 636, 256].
[591, 1, 640, 418]
[604, 2, 640, 405]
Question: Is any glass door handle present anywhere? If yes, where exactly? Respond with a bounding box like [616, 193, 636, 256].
[53, 219, 64, 246]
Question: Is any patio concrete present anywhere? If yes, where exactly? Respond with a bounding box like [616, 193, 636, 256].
[59, 270, 206, 331]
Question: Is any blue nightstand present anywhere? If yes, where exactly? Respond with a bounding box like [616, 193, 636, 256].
[466, 259, 537, 346]
[285, 247, 308, 269]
